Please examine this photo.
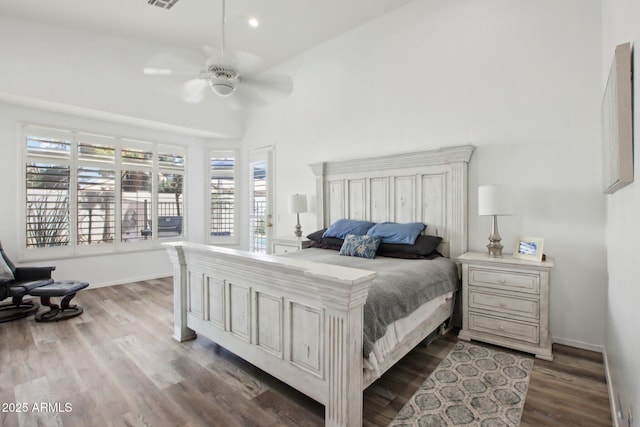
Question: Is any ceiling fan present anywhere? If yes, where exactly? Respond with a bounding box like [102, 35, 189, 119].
[144, 0, 293, 109]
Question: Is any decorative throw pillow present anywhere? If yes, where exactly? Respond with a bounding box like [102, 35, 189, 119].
[366, 222, 426, 245]
[0, 254, 15, 281]
[339, 234, 381, 259]
[322, 219, 376, 239]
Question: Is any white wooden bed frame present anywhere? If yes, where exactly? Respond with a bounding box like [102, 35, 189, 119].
[165, 145, 474, 426]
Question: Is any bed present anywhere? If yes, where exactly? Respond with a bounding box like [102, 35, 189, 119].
[279, 246, 459, 384]
[164, 145, 474, 426]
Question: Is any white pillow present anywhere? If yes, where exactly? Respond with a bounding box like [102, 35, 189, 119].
[0, 255, 14, 281]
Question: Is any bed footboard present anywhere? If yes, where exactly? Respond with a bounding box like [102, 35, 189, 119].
[164, 242, 377, 427]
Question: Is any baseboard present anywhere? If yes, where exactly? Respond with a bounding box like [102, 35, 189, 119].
[552, 336, 604, 353]
[89, 274, 171, 289]
[603, 348, 620, 427]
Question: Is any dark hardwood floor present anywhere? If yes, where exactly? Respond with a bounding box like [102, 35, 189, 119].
[0, 278, 611, 426]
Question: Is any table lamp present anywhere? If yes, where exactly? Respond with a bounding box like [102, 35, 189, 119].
[288, 194, 308, 238]
[478, 185, 513, 257]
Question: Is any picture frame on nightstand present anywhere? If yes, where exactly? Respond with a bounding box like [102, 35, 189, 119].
[513, 236, 544, 261]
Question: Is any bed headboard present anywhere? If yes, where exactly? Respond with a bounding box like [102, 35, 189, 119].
[309, 145, 474, 259]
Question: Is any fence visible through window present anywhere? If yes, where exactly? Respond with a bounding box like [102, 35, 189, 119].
[251, 199, 267, 252]
[249, 157, 268, 253]
[210, 156, 235, 238]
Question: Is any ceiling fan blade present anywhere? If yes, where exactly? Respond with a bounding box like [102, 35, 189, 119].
[224, 74, 293, 110]
[232, 50, 265, 74]
[226, 85, 268, 110]
[241, 73, 294, 98]
[182, 78, 210, 104]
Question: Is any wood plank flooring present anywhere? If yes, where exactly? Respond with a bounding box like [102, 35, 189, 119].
[0, 278, 611, 426]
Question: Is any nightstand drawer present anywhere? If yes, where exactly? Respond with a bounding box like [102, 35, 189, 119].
[273, 243, 299, 254]
[270, 238, 310, 255]
[468, 290, 539, 319]
[469, 312, 540, 344]
[469, 268, 539, 294]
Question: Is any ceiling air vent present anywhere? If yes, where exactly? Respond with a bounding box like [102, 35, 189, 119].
[147, 0, 180, 9]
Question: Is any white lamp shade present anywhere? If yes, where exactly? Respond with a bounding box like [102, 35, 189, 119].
[288, 194, 308, 214]
[478, 185, 513, 216]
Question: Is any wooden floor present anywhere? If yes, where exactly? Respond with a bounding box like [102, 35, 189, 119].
[0, 278, 611, 427]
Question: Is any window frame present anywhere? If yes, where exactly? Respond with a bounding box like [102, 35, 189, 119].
[208, 149, 239, 245]
[20, 124, 187, 261]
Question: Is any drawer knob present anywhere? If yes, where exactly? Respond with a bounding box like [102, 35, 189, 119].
[499, 278, 506, 284]
[499, 302, 506, 308]
[499, 325, 505, 331]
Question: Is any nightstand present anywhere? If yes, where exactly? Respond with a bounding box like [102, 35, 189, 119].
[270, 237, 310, 254]
[457, 251, 554, 360]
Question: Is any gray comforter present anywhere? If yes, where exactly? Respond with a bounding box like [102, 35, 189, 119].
[279, 248, 459, 358]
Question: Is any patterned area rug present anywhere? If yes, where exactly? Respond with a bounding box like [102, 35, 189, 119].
[389, 341, 533, 427]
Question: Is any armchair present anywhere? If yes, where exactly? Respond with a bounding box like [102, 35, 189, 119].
[0, 241, 55, 322]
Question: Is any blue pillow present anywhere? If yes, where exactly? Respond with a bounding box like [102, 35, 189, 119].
[366, 222, 426, 245]
[322, 219, 376, 239]
[339, 234, 381, 259]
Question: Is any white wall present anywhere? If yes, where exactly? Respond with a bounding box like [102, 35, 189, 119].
[243, 0, 606, 349]
[601, 0, 640, 420]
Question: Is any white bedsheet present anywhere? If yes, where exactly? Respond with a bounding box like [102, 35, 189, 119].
[364, 291, 454, 378]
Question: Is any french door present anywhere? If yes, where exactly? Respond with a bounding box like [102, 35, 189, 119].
[248, 146, 274, 253]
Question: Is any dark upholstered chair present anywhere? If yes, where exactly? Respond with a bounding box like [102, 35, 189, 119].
[0, 241, 55, 323]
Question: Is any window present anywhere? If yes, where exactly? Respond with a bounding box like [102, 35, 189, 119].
[157, 172, 184, 237]
[77, 138, 116, 246]
[77, 166, 115, 245]
[26, 163, 71, 248]
[210, 152, 236, 241]
[25, 132, 71, 248]
[22, 125, 186, 256]
[121, 169, 152, 241]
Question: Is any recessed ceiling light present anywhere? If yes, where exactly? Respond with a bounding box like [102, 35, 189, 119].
[248, 18, 259, 28]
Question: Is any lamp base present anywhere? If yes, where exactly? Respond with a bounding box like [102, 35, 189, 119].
[486, 215, 503, 258]
[294, 214, 302, 238]
[487, 240, 503, 258]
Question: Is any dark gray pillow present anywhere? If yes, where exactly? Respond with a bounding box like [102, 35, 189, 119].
[377, 235, 443, 258]
[307, 228, 344, 249]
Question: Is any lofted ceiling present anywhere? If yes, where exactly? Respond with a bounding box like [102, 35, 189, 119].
[0, 0, 414, 69]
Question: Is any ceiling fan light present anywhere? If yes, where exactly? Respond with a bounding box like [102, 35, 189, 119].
[209, 81, 236, 97]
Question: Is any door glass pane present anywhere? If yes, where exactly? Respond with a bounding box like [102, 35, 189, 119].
[250, 160, 267, 253]
[210, 156, 235, 238]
